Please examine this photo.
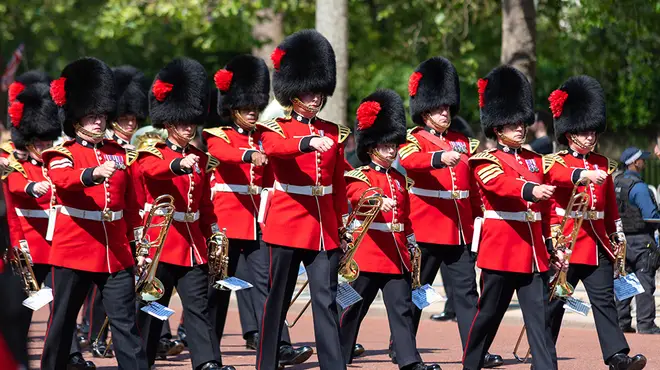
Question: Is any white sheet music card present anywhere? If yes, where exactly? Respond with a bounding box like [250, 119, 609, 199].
[22, 288, 53, 311]
[412, 284, 446, 309]
[563, 296, 591, 316]
[336, 282, 362, 309]
[298, 264, 306, 276]
[614, 273, 645, 301]
[214, 276, 253, 291]
[140, 302, 174, 321]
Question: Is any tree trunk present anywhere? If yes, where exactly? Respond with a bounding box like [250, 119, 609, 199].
[501, 0, 536, 86]
[316, 0, 348, 127]
[251, 8, 284, 69]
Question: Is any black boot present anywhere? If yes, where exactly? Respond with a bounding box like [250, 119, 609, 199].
[637, 326, 660, 335]
[607, 353, 647, 370]
[91, 341, 114, 358]
[402, 362, 442, 370]
[352, 343, 365, 358]
[245, 331, 259, 350]
[67, 352, 96, 370]
[197, 361, 236, 370]
[278, 344, 314, 366]
[156, 338, 183, 360]
[620, 325, 636, 333]
[483, 353, 504, 368]
[429, 311, 457, 322]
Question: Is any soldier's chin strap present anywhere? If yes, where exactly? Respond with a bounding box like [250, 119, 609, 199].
[496, 127, 526, 149]
[291, 97, 324, 119]
[26, 144, 43, 162]
[165, 123, 196, 145]
[232, 110, 256, 131]
[423, 113, 451, 133]
[112, 121, 137, 137]
[74, 123, 105, 141]
[369, 149, 394, 168]
[570, 134, 596, 152]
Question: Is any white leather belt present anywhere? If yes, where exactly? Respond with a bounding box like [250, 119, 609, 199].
[15, 208, 50, 219]
[60, 206, 123, 222]
[410, 187, 469, 200]
[144, 203, 200, 223]
[212, 183, 262, 195]
[484, 210, 542, 222]
[369, 222, 404, 232]
[274, 181, 333, 197]
[555, 207, 604, 220]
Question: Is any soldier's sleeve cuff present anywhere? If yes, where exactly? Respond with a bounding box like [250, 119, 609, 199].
[170, 158, 192, 175]
[299, 136, 316, 153]
[545, 237, 554, 254]
[25, 182, 38, 197]
[431, 151, 446, 169]
[242, 150, 257, 163]
[572, 168, 585, 184]
[522, 182, 537, 202]
[81, 167, 101, 187]
[406, 233, 417, 246]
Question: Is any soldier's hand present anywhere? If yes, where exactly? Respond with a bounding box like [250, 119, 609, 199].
[93, 160, 117, 181]
[310, 137, 334, 153]
[0, 157, 8, 172]
[582, 169, 607, 185]
[532, 184, 556, 201]
[553, 249, 571, 272]
[381, 197, 396, 212]
[441, 151, 461, 167]
[180, 154, 200, 171]
[340, 239, 349, 253]
[251, 151, 268, 167]
[32, 181, 51, 197]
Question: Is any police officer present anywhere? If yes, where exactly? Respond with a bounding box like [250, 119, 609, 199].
[547, 76, 647, 369]
[615, 147, 660, 335]
[256, 29, 350, 370]
[40, 57, 147, 370]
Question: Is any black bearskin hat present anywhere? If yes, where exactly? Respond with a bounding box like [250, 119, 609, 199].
[478, 65, 534, 138]
[271, 29, 336, 106]
[9, 70, 51, 105]
[409, 57, 460, 125]
[50, 57, 116, 138]
[550, 75, 606, 145]
[113, 65, 149, 124]
[149, 58, 208, 128]
[355, 89, 407, 164]
[10, 83, 60, 150]
[205, 85, 223, 127]
[214, 54, 270, 121]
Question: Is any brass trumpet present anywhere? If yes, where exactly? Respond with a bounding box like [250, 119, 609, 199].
[513, 179, 591, 363]
[208, 227, 230, 289]
[285, 187, 383, 328]
[93, 194, 176, 355]
[9, 241, 41, 296]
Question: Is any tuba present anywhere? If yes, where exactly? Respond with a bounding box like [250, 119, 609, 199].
[513, 179, 591, 363]
[285, 187, 383, 328]
[9, 241, 41, 296]
[208, 227, 230, 289]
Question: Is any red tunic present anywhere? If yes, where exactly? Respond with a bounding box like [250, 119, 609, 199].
[4, 158, 56, 265]
[204, 126, 269, 241]
[1, 142, 25, 248]
[137, 141, 217, 267]
[256, 116, 350, 251]
[399, 127, 482, 245]
[548, 150, 620, 265]
[345, 164, 413, 274]
[42, 138, 142, 273]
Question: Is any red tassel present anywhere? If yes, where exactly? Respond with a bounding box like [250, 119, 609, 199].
[8, 82, 25, 103]
[408, 72, 423, 97]
[152, 79, 173, 102]
[8, 101, 24, 128]
[50, 78, 67, 106]
[549, 89, 569, 118]
[356, 101, 381, 130]
[214, 69, 233, 92]
[271, 48, 286, 70]
[477, 78, 488, 108]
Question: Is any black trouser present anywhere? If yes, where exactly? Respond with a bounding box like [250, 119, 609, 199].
[340, 272, 422, 368]
[41, 266, 147, 370]
[463, 270, 556, 370]
[439, 263, 455, 315]
[83, 284, 109, 343]
[0, 266, 29, 367]
[257, 245, 345, 370]
[137, 262, 220, 369]
[616, 233, 658, 330]
[17, 263, 51, 349]
[549, 249, 629, 363]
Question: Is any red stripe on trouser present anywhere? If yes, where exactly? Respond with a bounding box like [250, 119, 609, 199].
[462, 271, 485, 364]
[256, 246, 273, 370]
[41, 266, 56, 365]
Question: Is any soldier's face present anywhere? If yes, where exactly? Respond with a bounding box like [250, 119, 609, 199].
[31, 139, 53, 153]
[80, 114, 107, 134]
[237, 108, 258, 124]
[500, 122, 526, 142]
[117, 114, 137, 132]
[425, 105, 451, 129]
[572, 131, 597, 148]
[370, 143, 397, 165]
[298, 92, 323, 108]
[169, 122, 196, 140]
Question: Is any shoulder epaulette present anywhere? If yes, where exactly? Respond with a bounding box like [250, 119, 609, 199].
[607, 157, 618, 175]
[1, 158, 26, 180]
[406, 128, 422, 148]
[542, 153, 567, 174]
[398, 142, 420, 161]
[256, 119, 285, 138]
[0, 141, 14, 155]
[405, 176, 414, 191]
[203, 127, 231, 144]
[137, 145, 164, 159]
[206, 153, 220, 173]
[345, 166, 370, 185]
[125, 147, 138, 166]
[43, 145, 73, 161]
[468, 150, 501, 166]
[336, 124, 351, 144]
[469, 138, 480, 155]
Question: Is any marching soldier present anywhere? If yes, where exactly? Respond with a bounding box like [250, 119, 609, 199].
[40, 57, 147, 370]
[547, 76, 647, 370]
[203, 54, 313, 366]
[397, 57, 502, 368]
[136, 57, 231, 370]
[255, 29, 350, 370]
[339, 89, 441, 370]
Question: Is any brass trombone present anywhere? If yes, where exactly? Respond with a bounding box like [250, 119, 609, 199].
[208, 227, 230, 289]
[410, 245, 422, 290]
[285, 187, 383, 328]
[93, 194, 176, 355]
[513, 179, 591, 363]
[9, 241, 41, 297]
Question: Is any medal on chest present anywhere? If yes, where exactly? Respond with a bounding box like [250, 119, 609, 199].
[525, 159, 539, 173]
[104, 154, 126, 170]
[450, 141, 468, 154]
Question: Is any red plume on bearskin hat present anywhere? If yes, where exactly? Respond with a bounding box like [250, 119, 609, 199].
[272, 29, 336, 107]
[409, 57, 460, 126]
[149, 57, 209, 128]
[355, 89, 406, 164]
[113, 65, 150, 124]
[478, 65, 534, 139]
[52, 57, 116, 138]
[550, 75, 606, 145]
[10, 83, 61, 150]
